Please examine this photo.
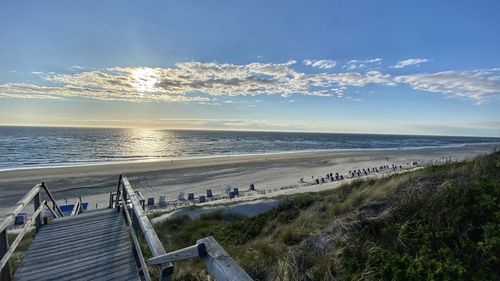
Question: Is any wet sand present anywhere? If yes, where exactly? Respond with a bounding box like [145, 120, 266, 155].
[0, 144, 497, 216]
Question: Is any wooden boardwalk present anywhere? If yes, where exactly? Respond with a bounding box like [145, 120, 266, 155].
[14, 209, 140, 281]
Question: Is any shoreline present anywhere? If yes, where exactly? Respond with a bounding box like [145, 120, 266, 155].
[0, 143, 497, 216]
[1, 142, 498, 175]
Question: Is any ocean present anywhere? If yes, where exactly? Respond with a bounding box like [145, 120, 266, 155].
[0, 126, 499, 170]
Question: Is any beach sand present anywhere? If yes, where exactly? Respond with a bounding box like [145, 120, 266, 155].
[0, 144, 497, 216]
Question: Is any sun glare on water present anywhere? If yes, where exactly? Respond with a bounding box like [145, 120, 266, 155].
[132, 68, 158, 92]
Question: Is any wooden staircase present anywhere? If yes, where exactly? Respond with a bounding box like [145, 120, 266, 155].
[14, 209, 140, 281]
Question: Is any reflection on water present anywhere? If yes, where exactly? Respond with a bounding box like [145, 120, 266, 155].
[0, 126, 499, 170]
[119, 128, 179, 159]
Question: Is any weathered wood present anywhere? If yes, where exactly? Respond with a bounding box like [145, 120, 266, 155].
[0, 201, 45, 272]
[121, 176, 166, 258]
[15, 209, 140, 281]
[44, 201, 59, 218]
[148, 243, 207, 265]
[70, 197, 82, 216]
[0, 229, 11, 281]
[0, 184, 41, 234]
[136, 191, 146, 210]
[33, 193, 42, 232]
[196, 236, 253, 281]
[120, 176, 173, 281]
[41, 183, 64, 217]
[120, 191, 152, 281]
[109, 191, 114, 208]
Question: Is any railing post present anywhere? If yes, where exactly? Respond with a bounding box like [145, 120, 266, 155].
[108, 191, 113, 209]
[33, 192, 42, 232]
[159, 266, 172, 281]
[115, 176, 123, 212]
[0, 229, 12, 281]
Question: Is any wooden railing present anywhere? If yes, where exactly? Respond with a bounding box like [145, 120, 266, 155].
[148, 236, 253, 281]
[114, 175, 253, 281]
[114, 175, 173, 281]
[0, 183, 64, 281]
[1, 176, 254, 281]
[70, 196, 83, 216]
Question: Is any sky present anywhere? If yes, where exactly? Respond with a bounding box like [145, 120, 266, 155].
[0, 0, 499, 137]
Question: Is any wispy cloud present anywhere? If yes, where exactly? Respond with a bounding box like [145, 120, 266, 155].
[394, 68, 500, 103]
[303, 59, 336, 69]
[1, 61, 499, 104]
[344, 58, 382, 70]
[1, 61, 394, 102]
[392, 58, 429, 69]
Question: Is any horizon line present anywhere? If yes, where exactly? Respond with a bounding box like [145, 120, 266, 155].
[1, 123, 499, 139]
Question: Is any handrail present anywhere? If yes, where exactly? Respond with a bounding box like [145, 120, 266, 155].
[147, 236, 253, 281]
[115, 175, 173, 281]
[0, 183, 65, 281]
[0, 200, 46, 271]
[116, 175, 253, 281]
[71, 196, 83, 216]
[0, 184, 41, 235]
[41, 183, 64, 218]
[118, 189, 152, 281]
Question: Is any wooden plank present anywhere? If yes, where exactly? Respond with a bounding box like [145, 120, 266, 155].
[48, 209, 115, 224]
[21, 232, 130, 261]
[33, 193, 42, 232]
[44, 215, 120, 231]
[41, 183, 64, 217]
[0, 229, 11, 281]
[70, 199, 80, 216]
[120, 176, 172, 281]
[15, 205, 140, 281]
[26, 224, 126, 251]
[44, 201, 59, 218]
[148, 243, 206, 265]
[56, 259, 138, 281]
[16, 250, 133, 281]
[121, 177, 166, 257]
[36, 219, 122, 237]
[120, 191, 151, 281]
[34, 216, 122, 237]
[29, 219, 124, 243]
[17, 243, 131, 273]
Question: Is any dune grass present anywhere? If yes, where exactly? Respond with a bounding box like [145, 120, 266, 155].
[154, 151, 500, 280]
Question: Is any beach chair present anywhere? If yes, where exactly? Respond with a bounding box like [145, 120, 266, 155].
[14, 213, 27, 225]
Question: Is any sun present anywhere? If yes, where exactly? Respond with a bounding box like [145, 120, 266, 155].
[132, 68, 158, 92]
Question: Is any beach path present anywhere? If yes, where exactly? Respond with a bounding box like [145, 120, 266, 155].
[14, 209, 140, 281]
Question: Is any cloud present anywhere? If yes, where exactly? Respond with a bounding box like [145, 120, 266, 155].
[394, 68, 500, 103]
[1, 61, 499, 104]
[0, 82, 210, 103]
[303, 59, 336, 69]
[410, 124, 500, 137]
[344, 58, 382, 70]
[392, 58, 429, 69]
[1, 61, 396, 102]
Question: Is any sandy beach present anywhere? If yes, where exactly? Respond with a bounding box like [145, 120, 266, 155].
[0, 144, 497, 216]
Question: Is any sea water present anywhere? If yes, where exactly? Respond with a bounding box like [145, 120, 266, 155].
[1, 126, 499, 170]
